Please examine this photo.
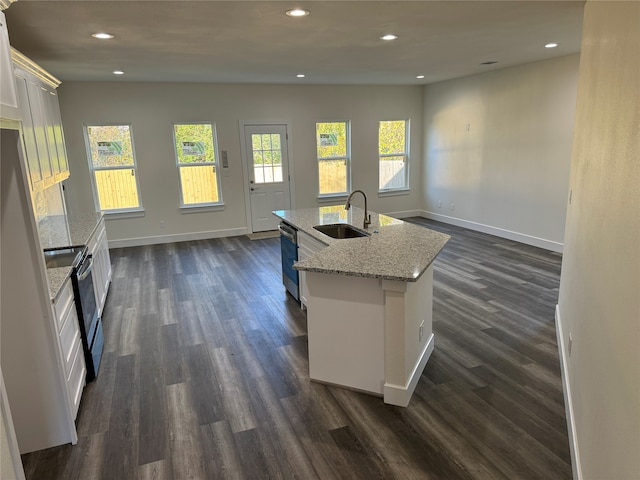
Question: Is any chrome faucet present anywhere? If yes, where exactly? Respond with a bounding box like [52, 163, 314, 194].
[345, 189, 371, 229]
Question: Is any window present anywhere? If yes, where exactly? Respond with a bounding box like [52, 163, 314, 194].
[316, 121, 350, 196]
[85, 125, 142, 212]
[173, 123, 223, 207]
[379, 119, 409, 191]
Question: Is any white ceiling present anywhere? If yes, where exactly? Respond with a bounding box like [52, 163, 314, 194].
[5, 0, 585, 85]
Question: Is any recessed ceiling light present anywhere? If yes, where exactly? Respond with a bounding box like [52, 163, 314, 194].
[113, 70, 124, 75]
[416, 75, 425, 79]
[480, 61, 498, 65]
[286, 9, 309, 17]
[545, 43, 558, 48]
[296, 74, 305, 78]
[380, 34, 398, 41]
[92, 32, 114, 39]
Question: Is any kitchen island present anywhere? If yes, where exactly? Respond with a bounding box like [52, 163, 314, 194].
[273, 206, 449, 406]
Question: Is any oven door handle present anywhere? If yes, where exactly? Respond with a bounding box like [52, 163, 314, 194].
[77, 255, 94, 280]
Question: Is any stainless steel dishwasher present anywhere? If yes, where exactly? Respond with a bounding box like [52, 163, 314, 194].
[278, 222, 299, 301]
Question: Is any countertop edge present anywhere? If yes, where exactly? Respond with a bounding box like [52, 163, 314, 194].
[274, 207, 450, 282]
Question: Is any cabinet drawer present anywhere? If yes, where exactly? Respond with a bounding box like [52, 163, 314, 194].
[298, 231, 326, 255]
[59, 302, 81, 377]
[67, 340, 85, 420]
[54, 279, 75, 332]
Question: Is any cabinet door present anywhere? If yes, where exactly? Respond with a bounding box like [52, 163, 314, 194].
[40, 86, 69, 181]
[97, 227, 112, 309]
[14, 73, 45, 191]
[88, 218, 111, 317]
[50, 92, 70, 181]
[0, 11, 19, 120]
[297, 231, 327, 309]
[54, 279, 85, 421]
[40, 86, 63, 180]
[25, 78, 54, 187]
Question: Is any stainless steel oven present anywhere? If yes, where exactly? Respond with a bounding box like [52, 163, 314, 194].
[44, 246, 104, 382]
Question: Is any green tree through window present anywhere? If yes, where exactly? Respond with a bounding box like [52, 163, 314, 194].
[173, 123, 223, 206]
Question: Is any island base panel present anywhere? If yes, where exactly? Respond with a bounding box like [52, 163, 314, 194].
[306, 273, 385, 395]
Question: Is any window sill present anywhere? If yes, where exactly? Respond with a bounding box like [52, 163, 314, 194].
[317, 194, 348, 204]
[179, 203, 225, 214]
[378, 188, 411, 198]
[102, 208, 145, 219]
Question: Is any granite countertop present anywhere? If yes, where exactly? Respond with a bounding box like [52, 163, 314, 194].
[39, 213, 103, 250]
[38, 212, 103, 300]
[47, 266, 74, 301]
[273, 206, 450, 282]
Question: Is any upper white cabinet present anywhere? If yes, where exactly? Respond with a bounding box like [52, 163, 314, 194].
[0, 10, 19, 120]
[12, 50, 69, 191]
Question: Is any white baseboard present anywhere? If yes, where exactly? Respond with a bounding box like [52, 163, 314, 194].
[383, 333, 435, 407]
[555, 305, 582, 480]
[420, 210, 564, 253]
[385, 209, 422, 219]
[108, 227, 248, 248]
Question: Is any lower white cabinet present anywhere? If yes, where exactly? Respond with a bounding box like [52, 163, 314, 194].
[297, 231, 326, 309]
[87, 216, 111, 317]
[54, 279, 85, 420]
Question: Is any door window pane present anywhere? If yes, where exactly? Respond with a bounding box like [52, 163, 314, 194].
[251, 133, 283, 184]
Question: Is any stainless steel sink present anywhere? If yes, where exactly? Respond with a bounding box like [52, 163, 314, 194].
[43, 246, 85, 269]
[313, 224, 370, 239]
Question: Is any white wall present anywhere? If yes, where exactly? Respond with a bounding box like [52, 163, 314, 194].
[58, 83, 423, 245]
[421, 55, 580, 251]
[557, 2, 640, 479]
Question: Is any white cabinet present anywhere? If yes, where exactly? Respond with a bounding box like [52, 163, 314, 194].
[54, 279, 85, 420]
[87, 216, 111, 317]
[14, 71, 48, 191]
[1, 128, 78, 453]
[12, 51, 69, 192]
[297, 231, 326, 309]
[40, 84, 69, 183]
[0, 11, 18, 121]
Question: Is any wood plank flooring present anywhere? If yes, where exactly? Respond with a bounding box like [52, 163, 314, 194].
[21, 219, 571, 479]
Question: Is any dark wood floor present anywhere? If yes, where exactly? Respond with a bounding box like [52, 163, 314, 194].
[21, 218, 571, 480]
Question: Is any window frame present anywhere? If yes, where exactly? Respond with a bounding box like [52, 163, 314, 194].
[83, 123, 144, 214]
[316, 120, 351, 199]
[172, 122, 224, 209]
[378, 119, 410, 194]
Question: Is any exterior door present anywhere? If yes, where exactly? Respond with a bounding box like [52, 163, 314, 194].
[243, 124, 291, 232]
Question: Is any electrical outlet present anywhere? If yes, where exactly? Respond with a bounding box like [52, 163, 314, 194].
[419, 320, 425, 342]
[450, 203, 455, 211]
[160, 220, 166, 230]
[568, 333, 573, 357]
[438, 200, 442, 208]
[466, 123, 470, 132]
